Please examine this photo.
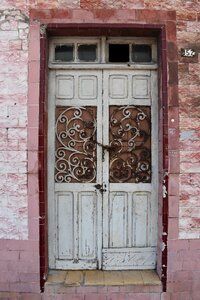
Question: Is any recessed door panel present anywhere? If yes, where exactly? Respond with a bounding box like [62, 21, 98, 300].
[109, 192, 128, 248]
[78, 192, 97, 259]
[133, 192, 150, 247]
[132, 74, 151, 100]
[79, 75, 98, 99]
[109, 75, 128, 99]
[56, 192, 74, 259]
[56, 75, 74, 99]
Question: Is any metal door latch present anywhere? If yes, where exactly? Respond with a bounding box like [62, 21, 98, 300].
[94, 183, 107, 193]
[95, 141, 115, 152]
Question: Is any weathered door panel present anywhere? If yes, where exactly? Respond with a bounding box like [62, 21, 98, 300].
[48, 68, 158, 270]
[48, 70, 103, 269]
[102, 70, 158, 269]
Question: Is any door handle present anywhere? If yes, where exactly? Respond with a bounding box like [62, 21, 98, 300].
[94, 184, 102, 190]
[94, 183, 107, 193]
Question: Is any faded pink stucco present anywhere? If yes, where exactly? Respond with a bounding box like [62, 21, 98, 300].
[0, 0, 200, 299]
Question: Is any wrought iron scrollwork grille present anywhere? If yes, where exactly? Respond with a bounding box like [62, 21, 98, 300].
[55, 106, 97, 183]
[109, 105, 151, 183]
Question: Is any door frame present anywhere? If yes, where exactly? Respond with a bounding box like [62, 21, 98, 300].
[47, 65, 158, 270]
[38, 23, 170, 292]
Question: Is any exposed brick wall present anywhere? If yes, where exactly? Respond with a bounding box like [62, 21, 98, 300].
[0, 8, 29, 240]
[166, 0, 200, 289]
[0, 0, 199, 298]
[0, 6, 40, 293]
[0, 240, 40, 293]
[166, 239, 200, 299]
[177, 8, 200, 240]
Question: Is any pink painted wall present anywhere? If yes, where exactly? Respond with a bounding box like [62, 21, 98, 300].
[0, 0, 199, 298]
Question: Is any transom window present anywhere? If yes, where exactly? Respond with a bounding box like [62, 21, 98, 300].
[55, 43, 98, 63]
[49, 37, 157, 65]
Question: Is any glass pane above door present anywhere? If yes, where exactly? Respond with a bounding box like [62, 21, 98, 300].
[55, 45, 74, 62]
[78, 44, 97, 62]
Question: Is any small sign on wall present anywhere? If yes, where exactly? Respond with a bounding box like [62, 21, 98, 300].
[181, 48, 196, 57]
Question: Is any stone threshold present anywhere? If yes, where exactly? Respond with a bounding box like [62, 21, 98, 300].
[46, 269, 162, 288]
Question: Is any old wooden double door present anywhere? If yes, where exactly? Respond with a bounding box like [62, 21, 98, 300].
[48, 67, 158, 270]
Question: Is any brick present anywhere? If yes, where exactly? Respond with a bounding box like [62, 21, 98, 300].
[9, 40, 22, 50]
[177, 22, 188, 34]
[173, 271, 192, 282]
[28, 195, 39, 219]
[167, 41, 178, 61]
[0, 271, 19, 283]
[192, 280, 200, 291]
[168, 174, 179, 196]
[107, 294, 128, 300]
[180, 139, 200, 152]
[53, 285, 76, 294]
[28, 105, 39, 127]
[19, 250, 39, 263]
[19, 273, 40, 283]
[28, 61, 40, 83]
[179, 230, 200, 239]
[29, 217, 40, 240]
[167, 256, 183, 273]
[0, 31, 18, 40]
[180, 197, 200, 209]
[93, 9, 116, 20]
[19, 28, 29, 40]
[161, 293, 171, 300]
[0, 51, 28, 64]
[168, 62, 178, 85]
[169, 151, 180, 173]
[168, 128, 179, 150]
[166, 21, 177, 41]
[28, 151, 38, 173]
[187, 22, 200, 32]
[192, 292, 200, 300]
[28, 39, 40, 61]
[168, 218, 179, 239]
[7, 260, 39, 273]
[180, 151, 200, 173]
[115, 9, 136, 21]
[44, 295, 83, 300]
[180, 207, 200, 219]
[21, 294, 41, 300]
[76, 286, 98, 294]
[85, 295, 107, 300]
[29, 21, 40, 41]
[19, 282, 40, 293]
[28, 82, 40, 105]
[174, 292, 193, 300]
[120, 285, 162, 293]
[177, 10, 196, 21]
[2, 240, 39, 251]
[28, 127, 39, 151]
[182, 260, 200, 270]
[189, 240, 200, 250]
[0, 250, 19, 261]
[0, 292, 15, 299]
